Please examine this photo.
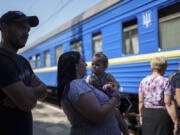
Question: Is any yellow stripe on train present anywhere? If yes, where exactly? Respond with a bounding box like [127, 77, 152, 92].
[33, 50, 180, 73]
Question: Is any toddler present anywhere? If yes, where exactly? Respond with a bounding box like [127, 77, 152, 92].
[86, 52, 120, 94]
[86, 52, 129, 135]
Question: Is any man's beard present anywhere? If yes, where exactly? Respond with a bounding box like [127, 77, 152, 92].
[9, 40, 25, 50]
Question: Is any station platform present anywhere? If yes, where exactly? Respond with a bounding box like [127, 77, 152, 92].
[32, 101, 70, 135]
[32, 101, 135, 135]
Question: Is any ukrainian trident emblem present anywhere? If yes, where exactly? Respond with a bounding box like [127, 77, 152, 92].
[142, 10, 152, 28]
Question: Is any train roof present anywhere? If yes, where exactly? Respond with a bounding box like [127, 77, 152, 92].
[19, 0, 122, 54]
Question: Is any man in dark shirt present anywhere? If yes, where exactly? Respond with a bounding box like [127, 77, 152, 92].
[171, 64, 180, 106]
[171, 63, 180, 133]
[0, 11, 47, 135]
[174, 65, 180, 102]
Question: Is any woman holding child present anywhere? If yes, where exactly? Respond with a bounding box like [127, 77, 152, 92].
[57, 51, 123, 135]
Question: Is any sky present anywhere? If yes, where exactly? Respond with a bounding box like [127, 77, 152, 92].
[0, 0, 102, 46]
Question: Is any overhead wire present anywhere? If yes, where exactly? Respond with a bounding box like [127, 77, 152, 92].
[30, 0, 74, 35]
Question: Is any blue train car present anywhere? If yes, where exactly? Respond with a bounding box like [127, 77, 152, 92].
[19, 0, 180, 133]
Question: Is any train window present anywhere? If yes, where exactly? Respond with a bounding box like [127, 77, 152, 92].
[44, 50, 51, 67]
[29, 57, 33, 68]
[36, 54, 40, 68]
[122, 18, 139, 55]
[55, 45, 63, 65]
[70, 39, 82, 55]
[92, 32, 102, 56]
[158, 3, 180, 49]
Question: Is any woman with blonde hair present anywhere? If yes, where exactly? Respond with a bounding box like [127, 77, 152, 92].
[138, 57, 179, 135]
